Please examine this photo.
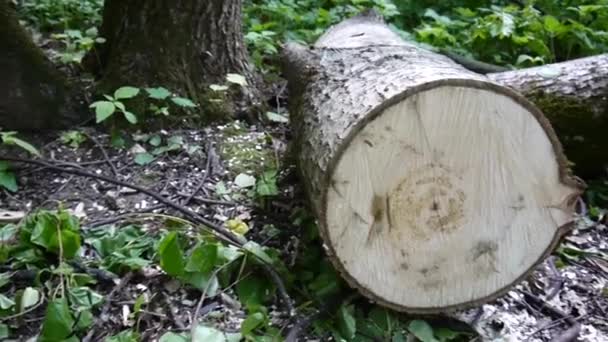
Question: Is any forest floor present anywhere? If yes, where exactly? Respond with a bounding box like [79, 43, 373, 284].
[1, 123, 608, 341]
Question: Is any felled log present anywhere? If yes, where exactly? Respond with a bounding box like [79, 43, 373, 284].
[281, 10, 585, 313]
[488, 54, 608, 178]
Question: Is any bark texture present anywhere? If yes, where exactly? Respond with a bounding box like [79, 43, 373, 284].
[282, 10, 583, 313]
[489, 54, 608, 178]
[0, 1, 78, 131]
[85, 0, 262, 120]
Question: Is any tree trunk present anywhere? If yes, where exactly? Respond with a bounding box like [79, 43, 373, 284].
[488, 54, 608, 179]
[281, 10, 584, 313]
[85, 0, 262, 120]
[0, 1, 79, 131]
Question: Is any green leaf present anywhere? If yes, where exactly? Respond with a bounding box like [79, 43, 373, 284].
[75, 309, 94, 330]
[68, 287, 104, 309]
[338, 305, 356, 340]
[234, 173, 256, 188]
[145, 87, 171, 100]
[241, 312, 265, 335]
[209, 84, 229, 92]
[171, 97, 197, 108]
[114, 86, 140, 99]
[159, 332, 188, 342]
[40, 298, 74, 342]
[123, 111, 138, 124]
[185, 243, 218, 274]
[134, 152, 155, 165]
[20, 287, 40, 309]
[133, 294, 146, 314]
[0, 294, 15, 309]
[543, 15, 563, 34]
[243, 241, 273, 264]
[1, 133, 41, 156]
[92, 101, 116, 123]
[226, 73, 248, 86]
[158, 232, 185, 277]
[0, 273, 10, 289]
[0, 323, 8, 340]
[183, 272, 219, 295]
[106, 330, 141, 342]
[236, 275, 270, 311]
[192, 325, 227, 342]
[435, 327, 465, 341]
[265, 111, 288, 123]
[408, 320, 437, 342]
[0, 170, 18, 192]
[148, 135, 162, 146]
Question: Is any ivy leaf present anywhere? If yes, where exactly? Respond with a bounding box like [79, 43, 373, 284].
[159, 332, 189, 342]
[209, 84, 229, 92]
[134, 152, 155, 165]
[91, 101, 116, 123]
[0, 294, 15, 309]
[226, 73, 248, 86]
[145, 87, 171, 100]
[171, 97, 197, 108]
[123, 111, 138, 124]
[337, 304, 356, 340]
[192, 325, 229, 342]
[234, 173, 256, 188]
[0, 324, 8, 340]
[265, 111, 288, 123]
[236, 275, 270, 311]
[0, 170, 18, 192]
[158, 232, 185, 277]
[408, 320, 438, 342]
[241, 312, 265, 335]
[1, 132, 41, 156]
[185, 243, 218, 274]
[243, 241, 273, 264]
[40, 298, 74, 342]
[20, 287, 40, 309]
[114, 86, 140, 100]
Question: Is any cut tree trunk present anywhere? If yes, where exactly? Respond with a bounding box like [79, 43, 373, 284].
[0, 1, 79, 131]
[84, 0, 262, 120]
[488, 54, 608, 179]
[282, 10, 585, 313]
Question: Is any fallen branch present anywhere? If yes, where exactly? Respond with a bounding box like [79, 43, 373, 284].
[2, 156, 242, 246]
[521, 290, 581, 342]
[83, 131, 119, 177]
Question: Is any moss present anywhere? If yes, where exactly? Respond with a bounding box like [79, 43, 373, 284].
[531, 92, 608, 178]
[217, 122, 277, 176]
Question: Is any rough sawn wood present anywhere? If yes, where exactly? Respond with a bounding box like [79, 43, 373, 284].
[282, 10, 585, 313]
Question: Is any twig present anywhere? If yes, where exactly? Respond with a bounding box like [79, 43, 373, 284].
[177, 193, 236, 206]
[83, 132, 119, 177]
[285, 311, 322, 342]
[82, 272, 134, 342]
[521, 290, 581, 341]
[183, 142, 214, 205]
[2, 157, 242, 246]
[4, 157, 295, 315]
[84, 203, 166, 228]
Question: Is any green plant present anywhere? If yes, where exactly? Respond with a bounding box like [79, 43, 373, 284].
[51, 27, 106, 65]
[16, 0, 104, 32]
[60, 130, 87, 149]
[90, 86, 198, 127]
[0, 132, 40, 192]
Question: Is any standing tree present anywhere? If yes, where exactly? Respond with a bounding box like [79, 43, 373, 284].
[0, 0, 81, 131]
[84, 0, 263, 120]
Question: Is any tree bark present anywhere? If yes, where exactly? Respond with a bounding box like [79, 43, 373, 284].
[85, 0, 262, 121]
[0, 0, 80, 131]
[488, 54, 608, 179]
[282, 10, 583, 313]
